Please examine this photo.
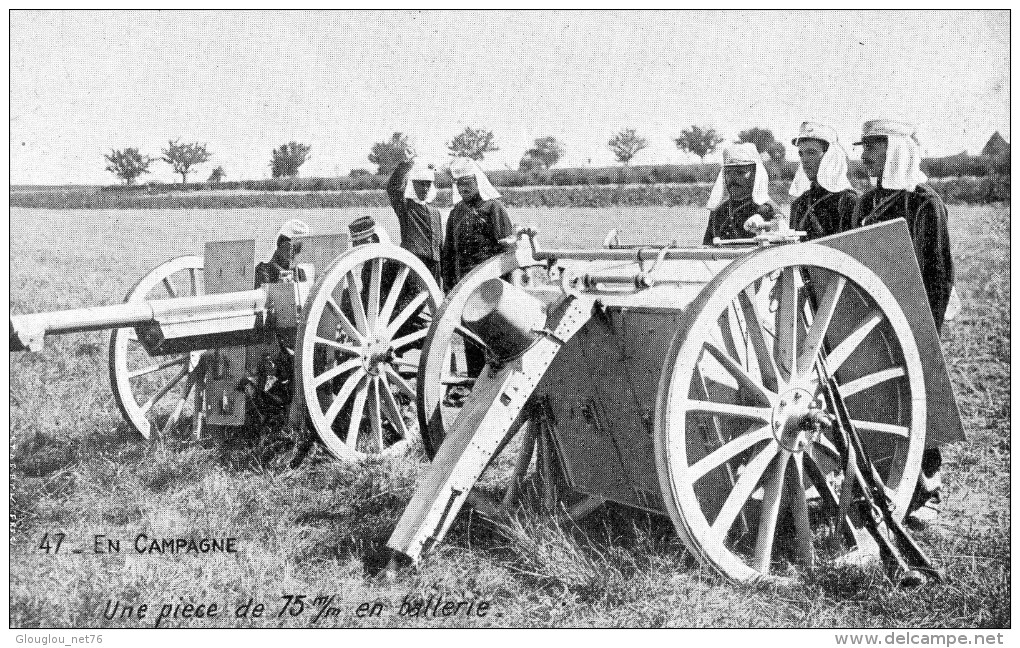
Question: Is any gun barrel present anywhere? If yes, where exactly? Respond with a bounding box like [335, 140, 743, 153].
[11, 289, 267, 352]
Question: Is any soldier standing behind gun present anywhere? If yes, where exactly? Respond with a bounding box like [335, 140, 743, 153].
[386, 158, 444, 287]
[703, 143, 782, 243]
[850, 119, 956, 524]
[788, 122, 859, 240]
[443, 157, 513, 377]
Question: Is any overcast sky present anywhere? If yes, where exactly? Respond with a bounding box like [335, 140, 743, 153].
[10, 10, 1010, 185]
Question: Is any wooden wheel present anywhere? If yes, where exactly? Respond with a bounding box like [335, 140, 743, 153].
[654, 243, 926, 582]
[416, 252, 526, 458]
[109, 256, 207, 439]
[297, 244, 442, 462]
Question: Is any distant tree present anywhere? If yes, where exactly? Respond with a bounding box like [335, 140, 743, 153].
[270, 142, 312, 178]
[161, 139, 211, 185]
[208, 166, 226, 183]
[674, 125, 724, 164]
[368, 132, 414, 175]
[104, 147, 154, 185]
[736, 127, 778, 155]
[518, 155, 544, 172]
[522, 136, 565, 169]
[608, 128, 648, 166]
[447, 126, 499, 161]
[349, 168, 372, 178]
[982, 131, 1010, 157]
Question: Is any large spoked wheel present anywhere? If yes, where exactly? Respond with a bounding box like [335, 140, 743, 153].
[416, 252, 526, 458]
[109, 256, 207, 439]
[655, 244, 926, 583]
[298, 244, 442, 462]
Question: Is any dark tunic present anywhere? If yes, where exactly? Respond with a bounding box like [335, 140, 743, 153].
[386, 161, 444, 284]
[851, 183, 954, 331]
[254, 260, 286, 288]
[442, 196, 513, 288]
[703, 199, 777, 245]
[789, 183, 860, 241]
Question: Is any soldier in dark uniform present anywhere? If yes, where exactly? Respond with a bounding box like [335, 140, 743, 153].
[255, 219, 309, 288]
[788, 122, 859, 240]
[443, 157, 513, 377]
[851, 119, 956, 524]
[703, 143, 781, 244]
[386, 159, 444, 287]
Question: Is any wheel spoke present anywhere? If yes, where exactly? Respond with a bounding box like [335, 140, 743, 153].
[704, 342, 776, 405]
[787, 454, 815, 566]
[392, 328, 428, 350]
[162, 277, 178, 298]
[379, 266, 410, 326]
[129, 356, 186, 379]
[850, 420, 909, 438]
[139, 365, 189, 413]
[711, 440, 780, 540]
[345, 271, 370, 335]
[384, 365, 415, 398]
[826, 310, 883, 374]
[161, 365, 201, 434]
[738, 288, 780, 392]
[754, 450, 791, 574]
[189, 268, 199, 296]
[839, 367, 906, 397]
[688, 425, 773, 482]
[345, 377, 369, 452]
[314, 336, 362, 356]
[796, 276, 846, 376]
[776, 267, 800, 380]
[366, 258, 383, 331]
[323, 370, 367, 427]
[378, 372, 410, 440]
[368, 377, 384, 452]
[326, 297, 365, 343]
[313, 358, 361, 388]
[685, 399, 771, 424]
[387, 291, 430, 337]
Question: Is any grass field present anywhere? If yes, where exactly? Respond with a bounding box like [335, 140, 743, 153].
[9, 205, 1010, 628]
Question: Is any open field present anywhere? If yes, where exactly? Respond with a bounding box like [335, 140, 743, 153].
[9, 205, 1010, 628]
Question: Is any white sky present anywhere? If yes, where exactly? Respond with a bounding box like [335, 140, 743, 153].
[9, 10, 1011, 185]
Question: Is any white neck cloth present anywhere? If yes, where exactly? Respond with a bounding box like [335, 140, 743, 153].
[449, 157, 502, 204]
[707, 146, 770, 210]
[879, 135, 927, 191]
[789, 142, 854, 197]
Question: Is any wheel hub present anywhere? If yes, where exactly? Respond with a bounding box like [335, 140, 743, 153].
[771, 387, 823, 452]
[362, 336, 392, 375]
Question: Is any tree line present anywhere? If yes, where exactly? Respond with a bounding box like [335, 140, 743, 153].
[104, 125, 764, 186]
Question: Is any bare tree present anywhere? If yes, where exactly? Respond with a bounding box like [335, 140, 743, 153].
[608, 128, 648, 166]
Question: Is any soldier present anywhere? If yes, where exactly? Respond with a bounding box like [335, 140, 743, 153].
[386, 159, 444, 286]
[851, 119, 955, 524]
[443, 157, 513, 378]
[703, 143, 781, 244]
[255, 218, 309, 288]
[788, 122, 859, 240]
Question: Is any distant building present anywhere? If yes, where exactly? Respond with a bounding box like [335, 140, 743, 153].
[981, 132, 1010, 157]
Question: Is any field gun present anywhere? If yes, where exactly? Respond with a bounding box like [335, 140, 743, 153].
[391, 219, 964, 583]
[11, 232, 442, 463]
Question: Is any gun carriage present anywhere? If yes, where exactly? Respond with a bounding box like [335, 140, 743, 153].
[393, 219, 963, 583]
[10, 232, 442, 463]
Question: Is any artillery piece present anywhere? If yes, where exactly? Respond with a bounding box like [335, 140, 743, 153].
[391, 219, 964, 582]
[10, 232, 442, 463]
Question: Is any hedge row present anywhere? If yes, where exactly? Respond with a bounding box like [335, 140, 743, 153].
[11, 176, 1008, 210]
[82, 152, 1008, 195]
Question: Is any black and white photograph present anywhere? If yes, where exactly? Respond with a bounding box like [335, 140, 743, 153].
[8, 9, 1011, 636]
